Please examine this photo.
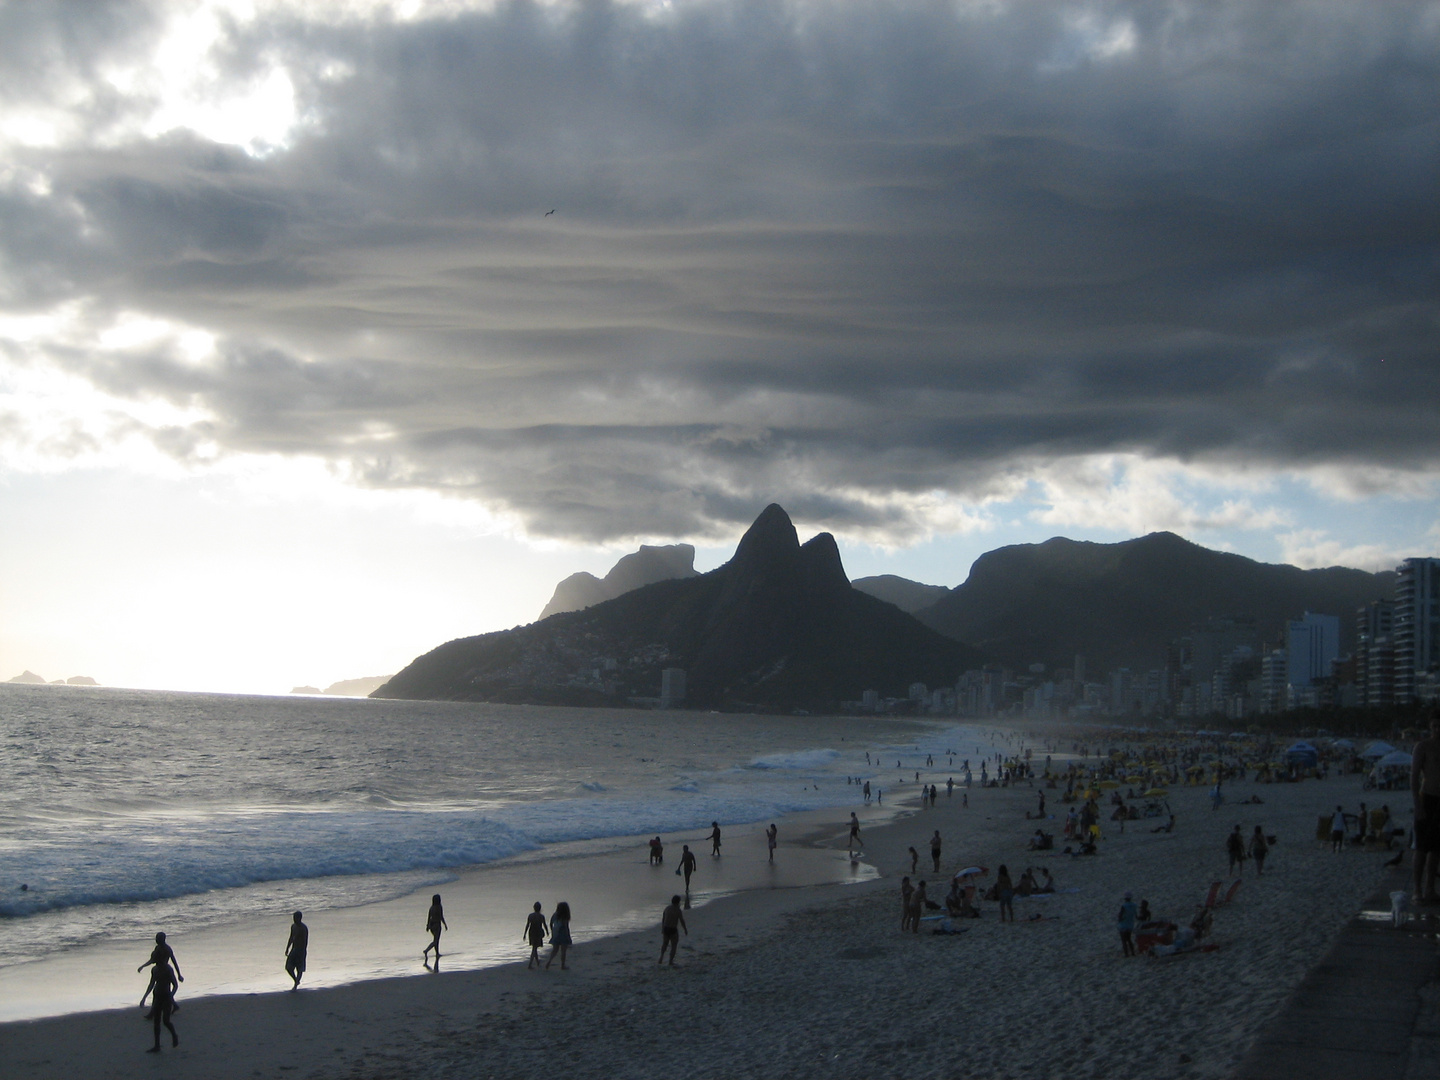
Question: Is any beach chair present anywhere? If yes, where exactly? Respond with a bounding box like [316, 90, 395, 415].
[1202, 881, 1222, 908]
[1220, 879, 1241, 905]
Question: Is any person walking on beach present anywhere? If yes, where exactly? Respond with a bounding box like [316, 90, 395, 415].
[659, 895, 687, 965]
[649, 836, 664, 865]
[909, 880, 927, 932]
[908, 846, 919, 873]
[678, 844, 697, 894]
[1117, 891, 1138, 956]
[1331, 805, 1346, 853]
[1226, 825, 1246, 876]
[863, 780, 871, 804]
[1249, 826, 1269, 875]
[545, 901, 572, 970]
[1411, 711, 1440, 902]
[284, 911, 308, 990]
[523, 902, 549, 969]
[996, 865, 1015, 923]
[900, 876, 915, 930]
[930, 830, 943, 873]
[709, 821, 723, 856]
[142, 959, 179, 1052]
[138, 932, 183, 1013]
[848, 812, 861, 854]
[766, 822, 778, 862]
[423, 893, 448, 965]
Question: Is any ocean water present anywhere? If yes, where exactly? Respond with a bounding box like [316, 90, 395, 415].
[0, 684, 996, 974]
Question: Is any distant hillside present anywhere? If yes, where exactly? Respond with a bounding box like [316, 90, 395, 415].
[322, 675, 392, 697]
[7, 670, 45, 684]
[378, 505, 986, 711]
[852, 575, 949, 614]
[539, 544, 698, 619]
[915, 532, 1395, 675]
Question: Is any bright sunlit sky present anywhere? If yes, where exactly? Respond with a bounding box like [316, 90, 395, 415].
[2, 0, 1437, 694]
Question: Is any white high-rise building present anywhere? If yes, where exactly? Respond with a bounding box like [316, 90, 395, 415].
[1285, 612, 1340, 696]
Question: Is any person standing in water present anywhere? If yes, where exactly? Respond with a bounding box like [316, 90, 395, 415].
[142, 959, 179, 1053]
[848, 812, 862, 854]
[284, 911, 308, 990]
[659, 895, 688, 965]
[709, 821, 723, 856]
[545, 901, 572, 970]
[423, 894, 448, 966]
[766, 823, 778, 863]
[523, 902, 549, 969]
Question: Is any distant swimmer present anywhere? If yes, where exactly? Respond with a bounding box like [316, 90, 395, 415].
[423, 893, 448, 966]
[709, 821, 722, 856]
[142, 959, 179, 1053]
[524, 902, 549, 969]
[766, 822, 778, 862]
[659, 895, 688, 965]
[848, 812, 861, 853]
[284, 911, 308, 990]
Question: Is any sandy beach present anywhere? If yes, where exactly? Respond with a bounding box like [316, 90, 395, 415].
[0, 743, 1397, 1079]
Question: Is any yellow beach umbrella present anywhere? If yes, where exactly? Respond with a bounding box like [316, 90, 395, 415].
[1143, 787, 1169, 798]
[1098, 780, 1121, 789]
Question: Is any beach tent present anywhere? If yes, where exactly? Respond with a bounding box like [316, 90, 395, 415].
[1284, 742, 1319, 768]
[1361, 741, 1396, 761]
[1375, 751, 1413, 769]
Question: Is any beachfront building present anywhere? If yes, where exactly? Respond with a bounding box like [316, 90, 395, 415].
[1285, 612, 1340, 709]
[1355, 600, 1396, 708]
[1396, 558, 1440, 704]
[1260, 648, 1287, 713]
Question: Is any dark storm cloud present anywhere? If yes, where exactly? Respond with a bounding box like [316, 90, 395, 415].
[2, 0, 1437, 541]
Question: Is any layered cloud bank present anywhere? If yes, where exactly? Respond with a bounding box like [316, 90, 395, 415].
[2, 0, 1437, 548]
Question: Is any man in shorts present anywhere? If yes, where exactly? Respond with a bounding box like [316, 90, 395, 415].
[659, 895, 688, 965]
[848, 812, 861, 854]
[1412, 711, 1440, 902]
[284, 910, 308, 989]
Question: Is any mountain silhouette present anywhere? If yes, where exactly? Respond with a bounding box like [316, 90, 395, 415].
[375, 504, 985, 710]
[852, 574, 949, 613]
[539, 544, 698, 620]
[914, 531, 1395, 675]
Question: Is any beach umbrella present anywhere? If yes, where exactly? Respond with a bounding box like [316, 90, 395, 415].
[953, 866, 988, 879]
[1332, 739, 1356, 750]
[1361, 741, 1396, 761]
[1098, 780, 1120, 789]
[1143, 787, 1169, 797]
[1376, 750, 1413, 769]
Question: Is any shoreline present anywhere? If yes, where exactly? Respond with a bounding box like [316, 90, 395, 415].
[0, 753, 1397, 1079]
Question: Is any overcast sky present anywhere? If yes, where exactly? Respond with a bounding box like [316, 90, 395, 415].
[2, 0, 1437, 693]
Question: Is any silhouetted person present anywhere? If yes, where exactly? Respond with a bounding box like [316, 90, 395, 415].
[284, 911, 308, 989]
[709, 821, 722, 856]
[524, 902, 548, 969]
[930, 830, 943, 872]
[766, 822, 778, 862]
[143, 959, 178, 1052]
[138, 932, 183, 1013]
[649, 835, 664, 865]
[678, 844, 697, 895]
[659, 895, 687, 965]
[848, 812, 861, 853]
[546, 901, 572, 970]
[423, 893, 448, 966]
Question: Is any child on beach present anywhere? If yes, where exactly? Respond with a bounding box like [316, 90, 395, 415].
[909, 847, 919, 873]
[423, 894, 448, 965]
[524, 902, 549, 969]
[659, 895, 687, 965]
